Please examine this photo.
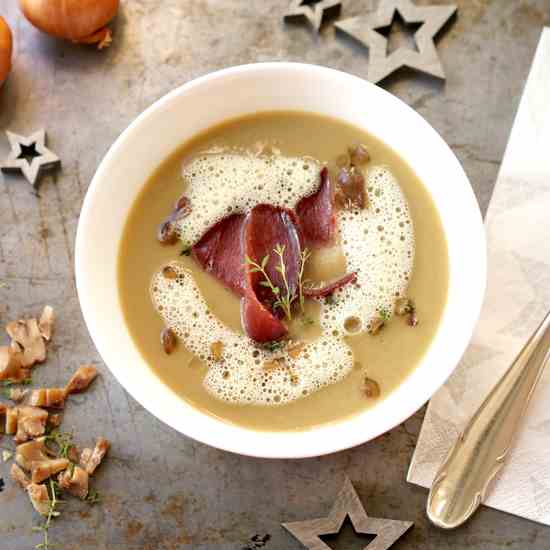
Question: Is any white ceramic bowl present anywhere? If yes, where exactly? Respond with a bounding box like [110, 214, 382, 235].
[75, 63, 486, 458]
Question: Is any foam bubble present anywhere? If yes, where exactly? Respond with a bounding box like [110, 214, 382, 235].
[176, 153, 320, 244]
[318, 166, 414, 335]
[151, 264, 354, 406]
[151, 153, 414, 406]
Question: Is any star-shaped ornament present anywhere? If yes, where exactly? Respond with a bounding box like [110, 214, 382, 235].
[284, 0, 342, 32]
[283, 477, 413, 549]
[1, 129, 61, 188]
[335, 0, 457, 84]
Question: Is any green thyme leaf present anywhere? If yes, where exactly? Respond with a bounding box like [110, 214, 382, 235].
[45, 431, 74, 460]
[301, 316, 314, 327]
[378, 307, 391, 322]
[1, 378, 32, 387]
[298, 248, 311, 314]
[261, 340, 285, 352]
[86, 488, 101, 505]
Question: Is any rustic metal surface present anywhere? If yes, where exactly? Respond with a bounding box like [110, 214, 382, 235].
[1, 1, 549, 549]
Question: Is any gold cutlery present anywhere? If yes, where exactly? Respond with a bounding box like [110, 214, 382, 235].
[427, 310, 550, 528]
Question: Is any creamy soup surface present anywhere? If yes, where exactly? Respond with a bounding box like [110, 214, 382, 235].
[118, 111, 449, 431]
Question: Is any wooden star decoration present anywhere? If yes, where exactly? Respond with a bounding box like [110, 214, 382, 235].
[283, 477, 413, 550]
[335, 0, 457, 84]
[1, 129, 61, 188]
[284, 0, 342, 32]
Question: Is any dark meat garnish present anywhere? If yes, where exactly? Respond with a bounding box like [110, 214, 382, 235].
[241, 291, 288, 343]
[296, 167, 336, 248]
[183, 166, 358, 342]
[243, 204, 302, 308]
[303, 272, 357, 299]
[240, 204, 303, 342]
[192, 213, 247, 296]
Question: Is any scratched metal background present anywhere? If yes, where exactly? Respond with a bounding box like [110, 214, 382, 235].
[1, 1, 549, 549]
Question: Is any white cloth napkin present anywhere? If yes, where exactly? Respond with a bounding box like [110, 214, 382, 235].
[407, 27, 550, 525]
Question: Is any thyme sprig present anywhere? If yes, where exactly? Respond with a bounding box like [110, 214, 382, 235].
[45, 431, 74, 460]
[1, 378, 32, 387]
[261, 341, 286, 353]
[298, 248, 311, 314]
[1, 378, 32, 398]
[301, 316, 314, 327]
[245, 244, 312, 322]
[378, 307, 391, 322]
[245, 253, 282, 302]
[33, 478, 62, 550]
[272, 244, 293, 320]
[86, 488, 101, 505]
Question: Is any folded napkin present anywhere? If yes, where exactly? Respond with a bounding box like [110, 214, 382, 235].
[407, 28, 550, 525]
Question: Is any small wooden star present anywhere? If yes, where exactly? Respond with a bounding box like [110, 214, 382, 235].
[1, 129, 61, 188]
[284, 0, 342, 32]
[335, 0, 457, 83]
[283, 477, 413, 550]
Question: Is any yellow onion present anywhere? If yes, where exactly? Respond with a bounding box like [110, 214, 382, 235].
[19, 0, 119, 49]
[0, 16, 12, 86]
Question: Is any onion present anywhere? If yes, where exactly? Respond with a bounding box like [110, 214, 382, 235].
[19, 0, 119, 49]
[0, 16, 12, 86]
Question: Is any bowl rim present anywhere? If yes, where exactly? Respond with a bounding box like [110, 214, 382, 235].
[75, 62, 486, 458]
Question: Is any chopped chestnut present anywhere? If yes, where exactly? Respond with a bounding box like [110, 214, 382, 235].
[369, 318, 385, 335]
[80, 437, 110, 475]
[157, 195, 191, 244]
[27, 483, 50, 516]
[157, 220, 178, 245]
[395, 297, 414, 316]
[210, 341, 224, 362]
[335, 153, 350, 168]
[407, 311, 419, 327]
[395, 297, 418, 327]
[336, 167, 367, 209]
[162, 265, 178, 280]
[364, 377, 381, 398]
[29, 388, 66, 409]
[262, 358, 284, 371]
[287, 342, 305, 360]
[65, 365, 98, 395]
[38, 305, 55, 342]
[174, 194, 191, 216]
[349, 144, 370, 166]
[58, 465, 89, 499]
[161, 328, 177, 355]
[6, 318, 47, 367]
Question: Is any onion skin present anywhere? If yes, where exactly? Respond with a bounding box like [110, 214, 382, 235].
[19, 0, 119, 49]
[0, 16, 12, 86]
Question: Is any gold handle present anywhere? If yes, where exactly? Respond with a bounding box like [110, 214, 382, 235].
[427, 310, 550, 529]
